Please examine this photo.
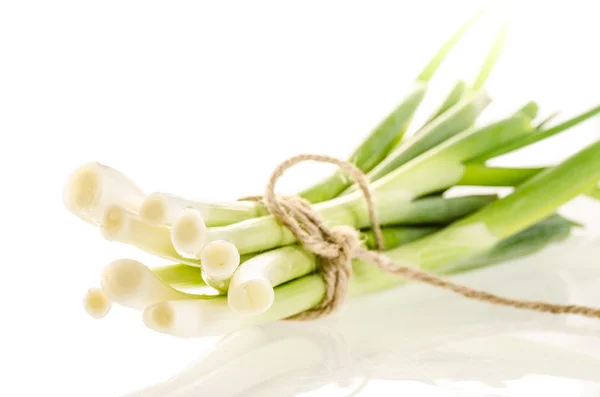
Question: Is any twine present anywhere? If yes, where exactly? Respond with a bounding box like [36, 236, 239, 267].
[255, 154, 600, 320]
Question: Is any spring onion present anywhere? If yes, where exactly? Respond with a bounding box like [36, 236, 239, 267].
[175, 192, 498, 257]
[421, 80, 469, 129]
[228, 226, 438, 315]
[361, 90, 492, 185]
[101, 259, 215, 311]
[140, 193, 269, 227]
[200, 240, 242, 292]
[458, 164, 543, 186]
[83, 288, 112, 319]
[101, 205, 199, 266]
[473, 104, 600, 161]
[145, 214, 576, 337]
[228, 215, 572, 316]
[386, 140, 600, 276]
[471, 21, 510, 91]
[105, 195, 493, 266]
[169, 208, 208, 260]
[64, 163, 145, 225]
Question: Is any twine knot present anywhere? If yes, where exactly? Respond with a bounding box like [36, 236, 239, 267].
[261, 194, 368, 319]
[255, 154, 385, 320]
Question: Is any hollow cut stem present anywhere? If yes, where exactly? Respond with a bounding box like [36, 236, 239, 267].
[83, 288, 112, 319]
[101, 205, 199, 266]
[63, 163, 145, 224]
[101, 259, 216, 311]
[140, 192, 269, 226]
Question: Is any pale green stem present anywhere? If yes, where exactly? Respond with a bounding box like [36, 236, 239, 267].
[227, 226, 438, 313]
[141, 192, 269, 226]
[298, 84, 426, 203]
[459, 139, 600, 238]
[458, 164, 543, 186]
[420, 80, 469, 128]
[210, 136, 600, 331]
[101, 205, 200, 266]
[152, 264, 206, 287]
[145, 214, 573, 337]
[363, 90, 491, 184]
[369, 114, 532, 197]
[383, 140, 600, 277]
[475, 105, 600, 161]
[471, 21, 510, 91]
[101, 259, 216, 311]
[205, 194, 496, 255]
[299, 10, 484, 203]
[457, 164, 599, 200]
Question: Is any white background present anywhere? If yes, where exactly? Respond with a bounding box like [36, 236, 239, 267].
[1, 1, 600, 396]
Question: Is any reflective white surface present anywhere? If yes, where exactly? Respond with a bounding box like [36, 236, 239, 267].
[120, 232, 600, 397]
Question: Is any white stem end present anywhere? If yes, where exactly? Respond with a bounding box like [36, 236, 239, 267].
[171, 208, 207, 259]
[140, 193, 170, 225]
[201, 240, 241, 279]
[228, 278, 275, 315]
[83, 288, 112, 319]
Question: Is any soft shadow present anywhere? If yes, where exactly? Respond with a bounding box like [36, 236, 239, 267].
[122, 236, 600, 397]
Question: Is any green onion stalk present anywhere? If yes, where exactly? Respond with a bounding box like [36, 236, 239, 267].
[227, 214, 573, 316]
[144, 211, 579, 337]
[472, 104, 600, 162]
[345, 98, 536, 192]
[183, 195, 496, 292]
[144, 139, 600, 337]
[418, 21, 510, 132]
[298, 10, 485, 204]
[180, 115, 533, 257]
[101, 259, 218, 311]
[227, 226, 440, 314]
[353, 21, 512, 185]
[100, 225, 443, 310]
[460, 164, 600, 199]
[102, 191, 494, 266]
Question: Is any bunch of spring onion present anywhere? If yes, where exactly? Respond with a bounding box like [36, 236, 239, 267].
[70, 12, 600, 337]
